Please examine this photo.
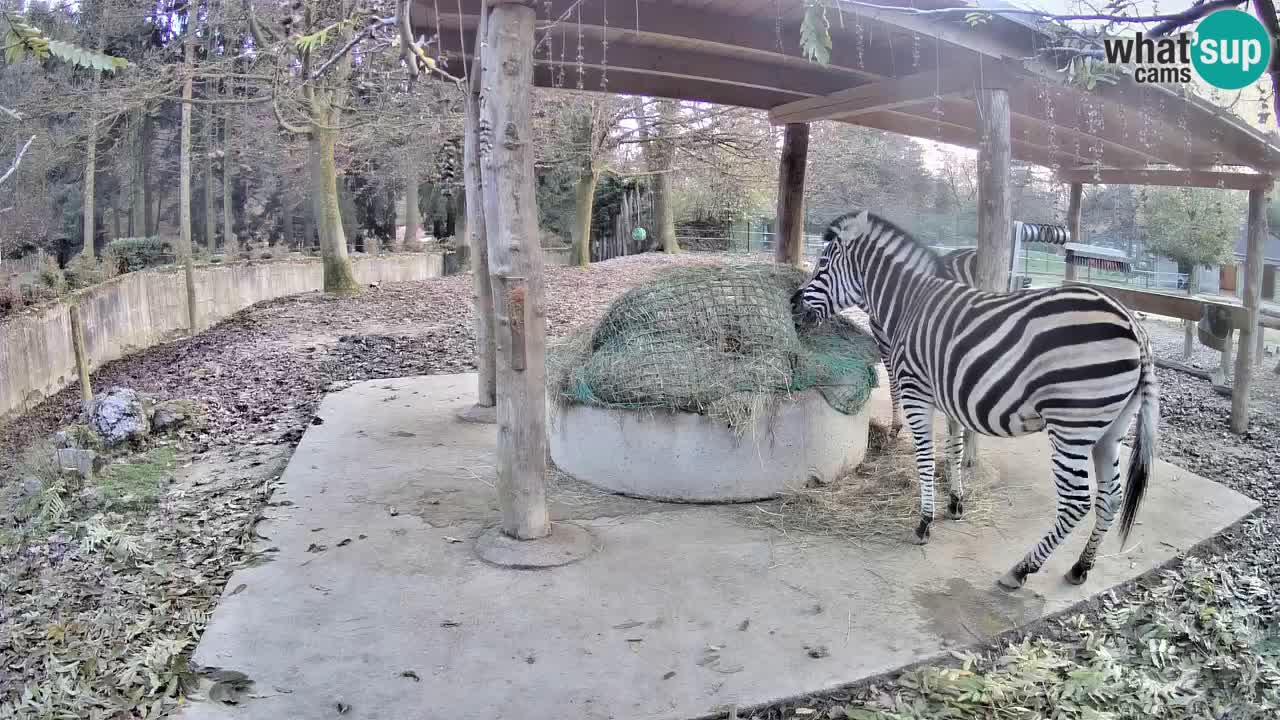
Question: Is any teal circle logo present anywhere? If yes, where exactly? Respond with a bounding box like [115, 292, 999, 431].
[1192, 9, 1273, 90]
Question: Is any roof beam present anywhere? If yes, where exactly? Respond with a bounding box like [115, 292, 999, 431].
[438, 33, 858, 101]
[846, 110, 1082, 169]
[428, 0, 893, 82]
[768, 63, 1013, 125]
[1056, 168, 1276, 190]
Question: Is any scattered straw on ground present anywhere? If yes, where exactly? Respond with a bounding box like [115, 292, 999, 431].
[746, 419, 1003, 544]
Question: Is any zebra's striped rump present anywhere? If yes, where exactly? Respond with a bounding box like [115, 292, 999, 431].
[792, 210, 1159, 591]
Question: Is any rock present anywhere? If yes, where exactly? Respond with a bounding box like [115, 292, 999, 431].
[57, 448, 104, 479]
[86, 387, 151, 448]
[152, 399, 200, 433]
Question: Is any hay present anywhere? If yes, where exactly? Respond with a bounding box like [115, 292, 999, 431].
[546, 263, 880, 435]
[747, 428, 1003, 544]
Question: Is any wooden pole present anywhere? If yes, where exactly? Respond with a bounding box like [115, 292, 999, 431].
[774, 122, 809, 267]
[1065, 182, 1082, 282]
[464, 1, 496, 411]
[974, 87, 1012, 292]
[1231, 187, 1268, 433]
[69, 303, 92, 405]
[480, 0, 550, 540]
[1257, 321, 1266, 365]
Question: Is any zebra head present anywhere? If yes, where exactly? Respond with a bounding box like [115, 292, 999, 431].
[790, 211, 873, 324]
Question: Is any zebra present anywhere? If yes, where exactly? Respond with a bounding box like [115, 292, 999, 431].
[791, 210, 1158, 591]
[876, 247, 979, 476]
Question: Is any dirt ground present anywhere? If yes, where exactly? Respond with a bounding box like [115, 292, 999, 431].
[2, 252, 1278, 719]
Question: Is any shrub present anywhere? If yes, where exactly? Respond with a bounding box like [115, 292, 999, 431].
[0, 284, 22, 315]
[38, 256, 67, 294]
[64, 254, 106, 290]
[106, 237, 174, 274]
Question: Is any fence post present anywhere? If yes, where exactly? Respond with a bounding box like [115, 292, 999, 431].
[69, 303, 93, 405]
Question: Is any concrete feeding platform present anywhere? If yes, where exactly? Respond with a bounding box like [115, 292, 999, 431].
[175, 373, 1258, 720]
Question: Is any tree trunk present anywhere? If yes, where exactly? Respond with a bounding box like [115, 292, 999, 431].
[444, 191, 457, 238]
[1065, 182, 1083, 281]
[774, 122, 809, 266]
[403, 170, 420, 250]
[82, 116, 97, 260]
[311, 127, 360, 294]
[1184, 265, 1200, 358]
[129, 111, 144, 237]
[282, 202, 294, 252]
[464, 23, 496, 411]
[222, 114, 237, 257]
[572, 167, 598, 267]
[204, 105, 217, 254]
[180, 34, 198, 333]
[142, 113, 154, 237]
[480, 1, 549, 540]
[637, 99, 680, 254]
[974, 88, 1011, 292]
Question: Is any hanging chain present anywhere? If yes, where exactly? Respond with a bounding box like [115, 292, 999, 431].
[600, 0, 608, 92]
[775, 0, 784, 53]
[540, 0, 553, 87]
[575, 2, 584, 90]
[854, 12, 864, 70]
[557, 7, 566, 89]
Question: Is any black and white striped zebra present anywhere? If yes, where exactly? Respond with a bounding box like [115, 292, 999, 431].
[876, 247, 979, 473]
[792, 211, 1158, 590]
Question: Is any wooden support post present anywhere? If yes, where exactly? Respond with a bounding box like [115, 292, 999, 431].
[974, 88, 1012, 292]
[774, 122, 809, 267]
[463, 1, 496, 414]
[1065, 182, 1082, 282]
[1217, 329, 1234, 385]
[1257, 321, 1266, 365]
[69, 303, 92, 405]
[480, 0, 550, 540]
[1231, 187, 1267, 433]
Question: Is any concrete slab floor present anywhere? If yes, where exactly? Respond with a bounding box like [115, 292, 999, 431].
[175, 373, 1258, 720]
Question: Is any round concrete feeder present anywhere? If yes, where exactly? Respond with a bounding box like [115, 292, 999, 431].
[548, 390, 870, 503]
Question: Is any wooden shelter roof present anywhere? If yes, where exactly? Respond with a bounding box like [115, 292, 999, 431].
[416, 0, 1280, 179]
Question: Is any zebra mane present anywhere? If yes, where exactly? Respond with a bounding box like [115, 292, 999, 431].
[826, 210, 947, 277]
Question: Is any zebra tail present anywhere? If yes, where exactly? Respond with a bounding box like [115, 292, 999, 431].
[1118, 338, 1159, 546]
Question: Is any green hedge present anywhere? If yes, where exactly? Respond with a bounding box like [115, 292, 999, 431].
[106, 237, 174, 273]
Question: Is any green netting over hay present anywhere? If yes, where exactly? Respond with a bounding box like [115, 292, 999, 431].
[546, 263, 881, 434]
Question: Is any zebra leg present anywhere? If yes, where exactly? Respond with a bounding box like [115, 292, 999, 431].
[887, 367, 905, 438]
[997, 433, 1094, 590]
[962, 427, 978, 469]
[1066, 438, 1122, 585]
[944, 417, 965, 519]
[903, 399, 937, 545]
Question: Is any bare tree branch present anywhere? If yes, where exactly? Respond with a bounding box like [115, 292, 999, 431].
[836, 0, 1246, 26]
[1248, 0, 1280, 126]
[1148, 0, 1246, 37]
[0, 104, 20, 121]
[0, 135, 36, 187]
[308, 14, 396, 81]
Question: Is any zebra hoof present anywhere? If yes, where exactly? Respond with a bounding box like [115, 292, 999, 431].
[1065, 562, 1089, 586]
[996, 569, 1025, 591]
[911, 519, 932, 545]
[948, 495, 965, 519]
